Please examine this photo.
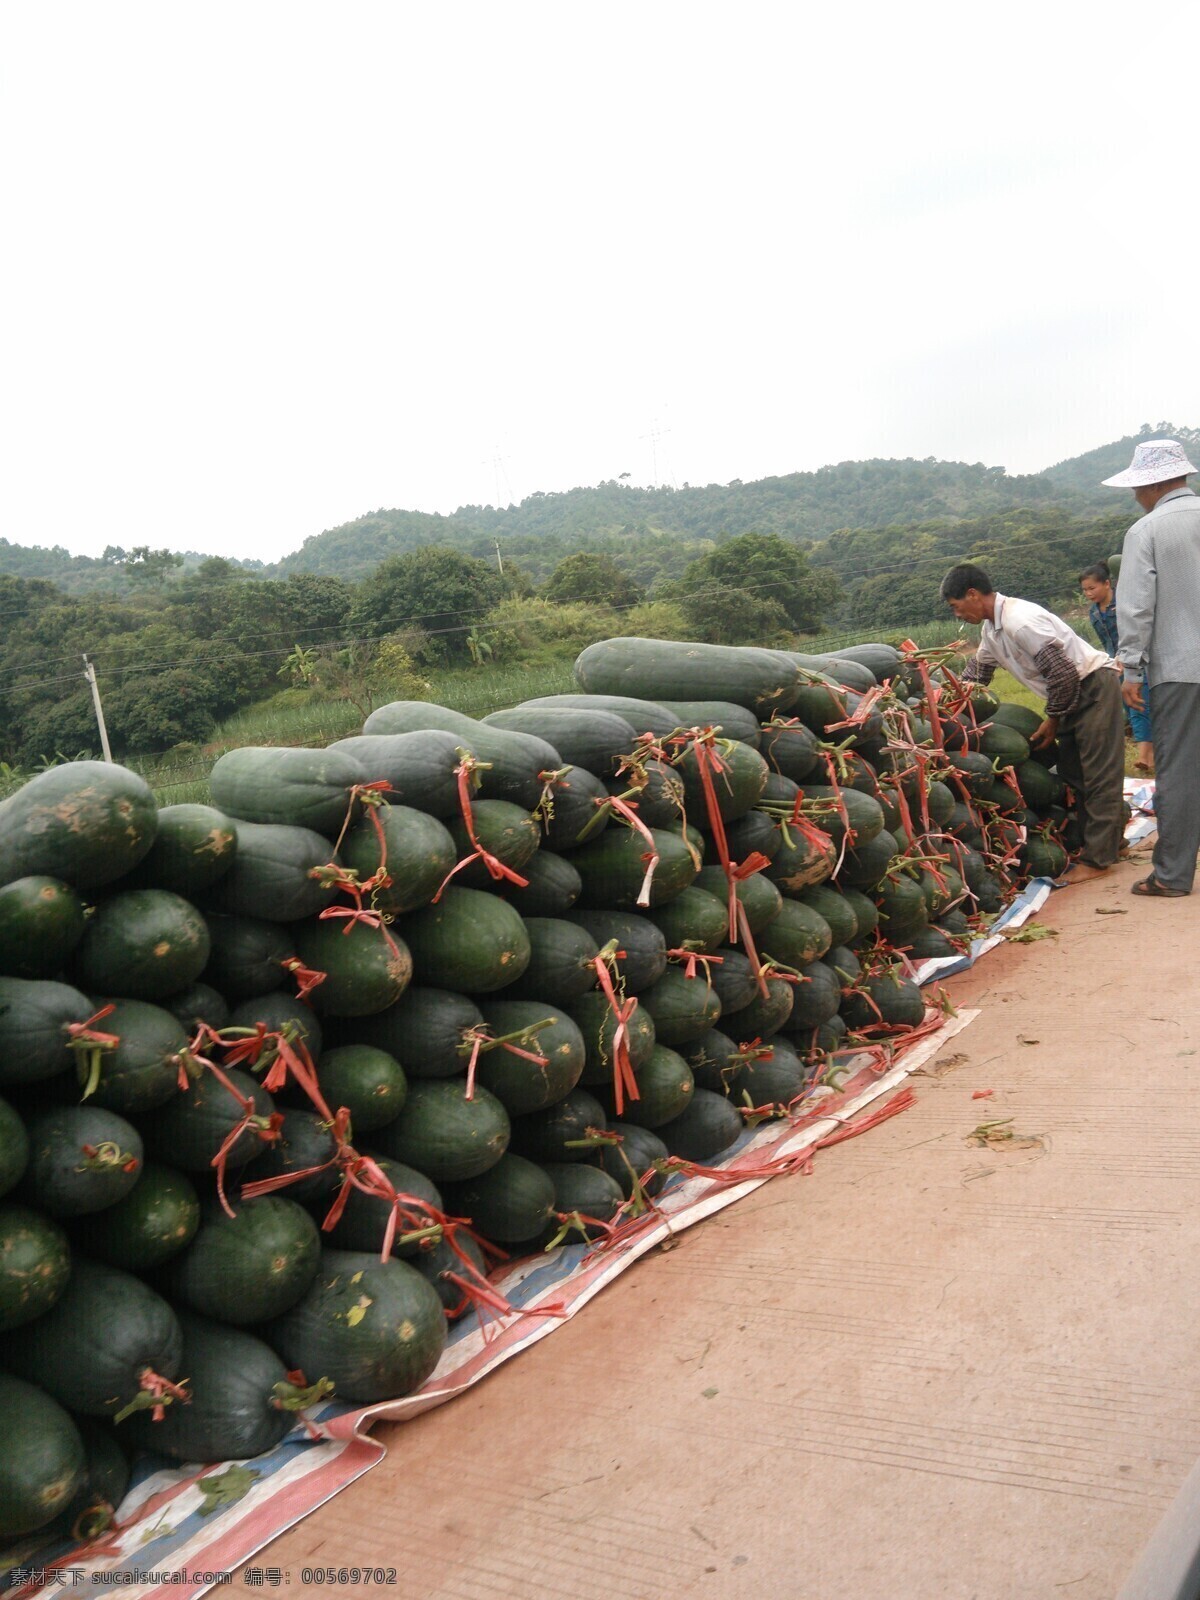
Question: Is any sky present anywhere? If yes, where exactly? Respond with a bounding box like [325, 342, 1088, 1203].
[3, 0, 1199, 563]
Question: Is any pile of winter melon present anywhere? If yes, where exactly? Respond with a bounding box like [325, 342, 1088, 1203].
[0, 633, 1072, 1552]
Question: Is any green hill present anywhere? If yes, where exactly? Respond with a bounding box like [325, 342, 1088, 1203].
[1039, 422, 1200, 505]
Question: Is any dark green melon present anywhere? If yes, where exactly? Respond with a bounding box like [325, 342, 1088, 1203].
[840, 828, 896, 890]
[658, 1089, 743, 1162]
[738, 1037, 810, 1110]
[0, 977, 93, 1088]
[474, 1001, 585, 1114]
[71, 890, 210, 1002]
[121, 1311, 313, 1464]
[502, 850, 582, 917]
[123, 803, 237, 895]
[874, 875, 929, 941]
[761, 772, 800, 809]
[1020, 835, 1069, 879]
[572, 824, 699, 910]
[764, 818, 838, 894]
[759, 718, 822, 782]
[338, 805, 456, 917]
[797, 884, 859, 948]
[162, 1196, 320, 1324]
[403, 887, 531, 994]
[508, 1088, 608, 1165]
[446, 799, 541, 892]
[841, 971, 927, 1031]
[323, 1155, 442, 1257]
[824, 946, 862, 985]
[988, 702, 1042, 739]
[841, 889, 880, 944]
[906, 926, 960, 961]
[72, 1162, 200, 1272]
[162, 981, 230, 1033]
[723, 809, 782, 864]
[19, 1105, 142, 1217]
[75, 998, 189, 1115]
[139, 1064, 273, 1173]
[0, 1374, 85, 1538]
[0, 1203, 70, 1332]
[674, 739, 769, 824]
[0, 1093, 30, 1198]
[0, 1259, 182, 1421]
[326, 728, 464, 816]
[979, 722, 1032, 768]
[519, 692, 680, 740]
[371, 1079, 510, 1181]
[708, 949, 761, 1016]
[209, 746, 368, 835]
[1013, 759, 1057, 811]
[684, 1027, 751, 1093]
[484, 706, 636, 778]
[647, 885, 730, 956]
[781, 960, 843, 1029]
[227, 991, 323, 1064]
[315, 1044, 407, 1132]
[203, 914, 292, 1001]
[442, 1152, 556, 1245]
[505, 918, 600, 1005]
[595, 1122, 669, 1198]
[606, 759, 685, 830]
[575, 638, 800, 716]
[796, 785, 885, 848]
[48, 1416, 130, 1544]
[563, 910, 667, 994]
[759, 901, 833, 969]
[361, 703, 560, 810]
[606, 1044, 694, 1129]
[328, 987, 481, 1081]
[693, 868, 784, 937]
[723, 974, 793, 1041]
[292, 919, 412, 1017]
[539, 766, 610, 854]
[639, 966, 722, 1047]
[0, 877, 87, 981]
[569, 990, 657, 1087]
[242, 1109, 340, 1203]
[538, 1162, 625, 1240]
[660, 701, 762, 745]
[202, 820, 340, 923]
[0, 762, 157, 891]
[270, 1247, 447, 1403]
[410, 1229, 489, 1318]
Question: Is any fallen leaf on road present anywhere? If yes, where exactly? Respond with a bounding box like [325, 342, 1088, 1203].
[1005, 922, 1057, 944]
[1017, 1034, 1040, 1046]
[913, 1051, 970, 1078]
[1095, 908, 1128, 916]
[966, 1117, 1045, 1151]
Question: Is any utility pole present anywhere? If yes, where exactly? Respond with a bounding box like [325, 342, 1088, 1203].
[82, 654, 113, 763]
[494, 538, 504, 576]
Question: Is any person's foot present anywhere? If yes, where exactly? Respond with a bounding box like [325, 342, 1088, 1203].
[1131, 875, 1188, 898]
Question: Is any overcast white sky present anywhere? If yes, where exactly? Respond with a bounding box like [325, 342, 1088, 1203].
[3, 1, 1199, 562]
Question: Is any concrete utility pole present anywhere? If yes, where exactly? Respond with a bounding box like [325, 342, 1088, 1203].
[494, 538, 504, 576]
[82, 654, 113, 763]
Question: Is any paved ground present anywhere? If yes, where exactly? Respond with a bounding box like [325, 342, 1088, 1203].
[225, 857, 1200, 1600]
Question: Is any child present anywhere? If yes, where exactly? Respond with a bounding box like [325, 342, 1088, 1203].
[1079, 562, 1153, 773]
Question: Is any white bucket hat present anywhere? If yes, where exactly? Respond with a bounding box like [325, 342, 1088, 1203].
[1102, 437, 1197, 488]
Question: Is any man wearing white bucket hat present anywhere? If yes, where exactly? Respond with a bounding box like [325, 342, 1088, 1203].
[1104, 437, 1200, 897]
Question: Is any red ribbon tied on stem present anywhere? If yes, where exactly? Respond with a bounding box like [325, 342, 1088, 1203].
[435, 759, 531, 900]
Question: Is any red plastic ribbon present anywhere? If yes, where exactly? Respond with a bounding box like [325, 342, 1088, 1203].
[604, 794, 660, 906]
[435, 759, 531, 901]
[665, 947, 724, 982]
[590, 950, 639, 1116]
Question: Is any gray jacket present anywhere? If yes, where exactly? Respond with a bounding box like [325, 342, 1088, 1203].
[1116, 486, 1200, 685]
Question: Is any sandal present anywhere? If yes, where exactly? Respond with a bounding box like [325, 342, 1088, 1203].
[1131, 875, 1187, 898]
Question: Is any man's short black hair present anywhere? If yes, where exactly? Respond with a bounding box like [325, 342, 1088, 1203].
[940, 562, 994, 601]
[1078, 563, 1111, 585]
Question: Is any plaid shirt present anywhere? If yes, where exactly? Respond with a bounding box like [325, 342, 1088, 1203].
[962, 642, 1085, 717]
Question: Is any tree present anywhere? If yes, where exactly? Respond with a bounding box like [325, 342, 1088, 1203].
[543, 552, 642, 609]
[346, 547, 502, 662]
[670, 532, 840, 643]
[122, 546, 185, 587]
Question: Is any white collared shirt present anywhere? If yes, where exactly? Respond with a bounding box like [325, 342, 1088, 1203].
[975, 593, 1111, 701]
